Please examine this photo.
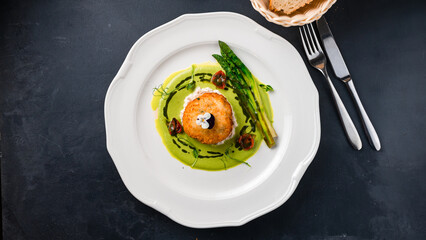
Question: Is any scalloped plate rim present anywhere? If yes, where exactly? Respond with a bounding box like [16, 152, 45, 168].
[104, 12, 321, 228]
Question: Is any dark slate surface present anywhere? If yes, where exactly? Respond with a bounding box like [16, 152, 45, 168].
[1, 0, 425, 239]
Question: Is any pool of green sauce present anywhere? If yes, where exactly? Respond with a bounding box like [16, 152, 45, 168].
[151, 62, 273, 171]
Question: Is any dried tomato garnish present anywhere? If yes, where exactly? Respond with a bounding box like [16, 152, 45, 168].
[237, 133, 255, 150]
[168, 118, 183, 136]
[211, 70, 226, 89]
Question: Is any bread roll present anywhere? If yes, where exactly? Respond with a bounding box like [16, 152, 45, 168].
[269, 0, 314, 14]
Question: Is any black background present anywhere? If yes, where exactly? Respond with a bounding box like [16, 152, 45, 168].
[1, 0, 425, 239]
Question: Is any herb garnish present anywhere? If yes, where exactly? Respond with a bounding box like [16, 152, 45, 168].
[259, 84, 274, 92]
[186, 64, 196, 90]
[177, 137, 199, 167]
[152, 84, 170, 99]
[224, 144, 251, 167]
[219, 158, 227, 170]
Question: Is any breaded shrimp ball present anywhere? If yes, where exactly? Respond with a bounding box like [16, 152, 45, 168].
[182, 92, 235, 145]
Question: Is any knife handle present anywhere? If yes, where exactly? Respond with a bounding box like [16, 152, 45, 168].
[346, 80, 381, 151]
[323, 70, 362, 150]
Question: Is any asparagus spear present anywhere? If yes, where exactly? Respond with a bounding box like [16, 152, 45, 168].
[212, 54, 256, 117]
[219, 41, 278, 139]
[212, 54, 276, 148]
[221, 57, 275, 146]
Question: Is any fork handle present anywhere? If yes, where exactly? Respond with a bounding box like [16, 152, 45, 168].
[346, 80, 381, 151]
[324, 72, 362, 150]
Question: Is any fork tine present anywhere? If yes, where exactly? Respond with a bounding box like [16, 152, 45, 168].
[305, 24, 318, 53]
[301, 25, 313, 55]
[299, 27, 310, 56]
[309, 23, 323, 52]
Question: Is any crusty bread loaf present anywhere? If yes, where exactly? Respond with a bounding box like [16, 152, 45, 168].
[269, 0, 314, 14]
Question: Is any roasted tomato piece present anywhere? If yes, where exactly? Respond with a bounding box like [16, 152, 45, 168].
[237, 133, 255, 150]
[211, 70, 226, 89]
[168, 118, 183, 136]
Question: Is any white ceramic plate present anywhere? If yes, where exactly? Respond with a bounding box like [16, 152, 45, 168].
[105, 12, 320, 228]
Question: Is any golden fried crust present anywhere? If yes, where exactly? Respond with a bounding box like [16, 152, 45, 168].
[182, 93, 233, 144]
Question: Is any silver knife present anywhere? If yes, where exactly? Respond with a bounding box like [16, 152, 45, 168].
[316, 17, 381, 151]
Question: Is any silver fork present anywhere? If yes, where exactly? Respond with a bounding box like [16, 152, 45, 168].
[300, 23, 362, 150]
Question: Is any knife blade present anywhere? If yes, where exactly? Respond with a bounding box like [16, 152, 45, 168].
[316, 17, 351, 82]
[316, 17, 382, 151]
